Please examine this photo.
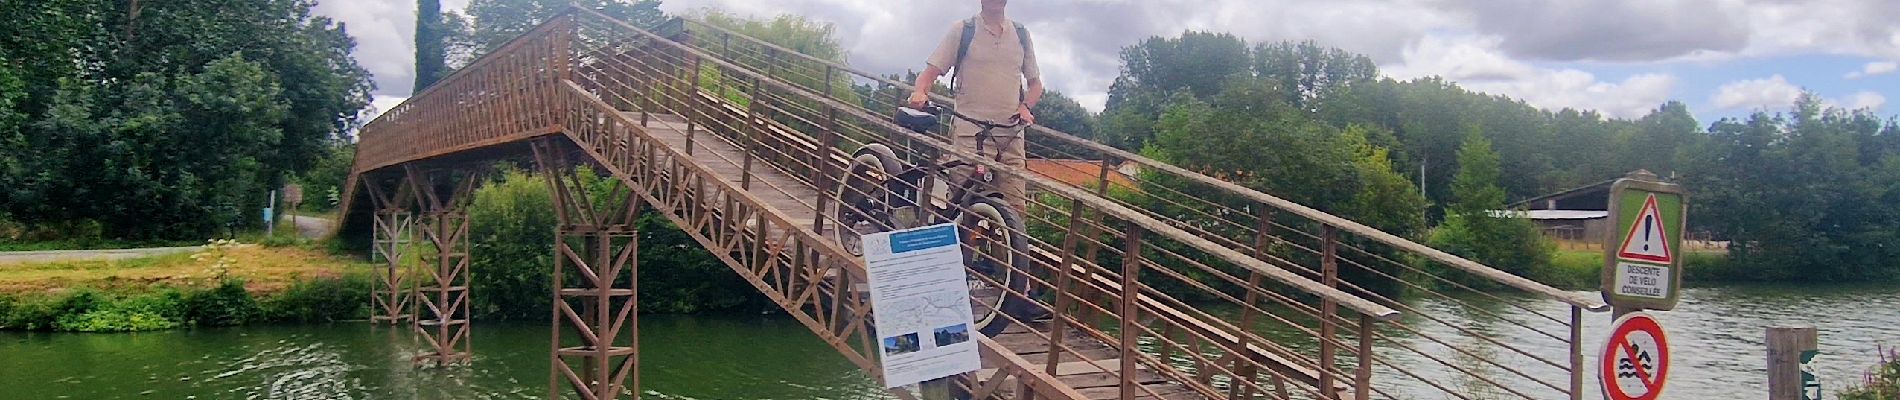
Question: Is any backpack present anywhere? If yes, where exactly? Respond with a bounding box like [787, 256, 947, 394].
[949, 17, 1032, 92]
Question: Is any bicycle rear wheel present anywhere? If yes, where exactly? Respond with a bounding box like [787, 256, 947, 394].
[834, 145, 901, 256]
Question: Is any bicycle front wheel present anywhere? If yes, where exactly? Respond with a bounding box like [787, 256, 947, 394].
[958, 196, 1033, 336]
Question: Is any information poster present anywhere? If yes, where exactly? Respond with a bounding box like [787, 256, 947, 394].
[862, 223, 980, 388]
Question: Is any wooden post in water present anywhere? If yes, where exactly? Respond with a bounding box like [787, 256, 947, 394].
[1766, 326, 1818, 400]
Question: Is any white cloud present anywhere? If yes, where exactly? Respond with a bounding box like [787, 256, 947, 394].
[1711, 75, 1804, 110]
[1842, 91, 1887, 111]
[1845, 61, 1898, 79]
[312, 0, 474, 97]
[1734, 0, 1900, 61]
[1385, 36, 1677, 118]
[364, 96, 410, 122]
[313, 0, 1896, 119]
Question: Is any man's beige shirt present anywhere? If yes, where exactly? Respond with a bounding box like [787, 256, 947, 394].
[926, 14, 1040, 133]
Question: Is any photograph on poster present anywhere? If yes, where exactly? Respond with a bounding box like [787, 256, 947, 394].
[883, 333, 921, 355]
[933, 323, 970, 347]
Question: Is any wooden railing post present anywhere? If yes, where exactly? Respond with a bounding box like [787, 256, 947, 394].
[741, 76, 762, 191]
[1320, 224, 1339, 399]
[1045, 197, 1089, 376]
[1356, 313, 1374, 400]
[1119, 225, 1146, 400]
[684, 53, 701, 156]
[1231, 205, 1275, 398]
[1571, 305, 1585, 400]
[812, 106, 838, 234]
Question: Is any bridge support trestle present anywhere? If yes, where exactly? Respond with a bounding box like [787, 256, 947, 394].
[367, 175, 417, 325]
[407, 165, 483, 367]
[538, 139, 643, 400]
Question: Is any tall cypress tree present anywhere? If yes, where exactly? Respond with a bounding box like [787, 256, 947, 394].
[413, 0, 446, 92]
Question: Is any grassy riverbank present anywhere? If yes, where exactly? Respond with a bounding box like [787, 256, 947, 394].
[0, 242, 370, 332]
[1542, 248, 1730, 290]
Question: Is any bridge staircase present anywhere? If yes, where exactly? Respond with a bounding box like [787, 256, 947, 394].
[339, 7, 1609, 400]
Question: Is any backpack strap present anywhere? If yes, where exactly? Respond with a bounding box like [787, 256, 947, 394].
[1014, 22, 1030, 58]
[950, 18, 978, 93]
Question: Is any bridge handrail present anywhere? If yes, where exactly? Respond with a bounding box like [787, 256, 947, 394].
[669, 16, 1607, 312]
[576, 7, 1400, 321]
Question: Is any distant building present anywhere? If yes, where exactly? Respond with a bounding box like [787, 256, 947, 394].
[1025, 159, 1138, 191]
[1498, 173, 1631, 245]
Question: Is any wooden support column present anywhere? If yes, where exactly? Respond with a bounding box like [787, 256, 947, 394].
[539, 140, 644, 400]
[1767, 326, 1819, 400]
[370, 209, 415, 324]
[406, 165, 483, 367]
[367, 176, 416, 325]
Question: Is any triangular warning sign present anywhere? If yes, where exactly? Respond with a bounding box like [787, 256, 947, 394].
[1617, 194, 1673, 264]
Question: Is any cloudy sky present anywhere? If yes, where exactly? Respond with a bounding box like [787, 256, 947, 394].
[317, 0, 1898, 123]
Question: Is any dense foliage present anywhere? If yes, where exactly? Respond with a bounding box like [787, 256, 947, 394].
[1428, 131, 1554, 277]
[1087, 30, 1900, 282]
[0, 0, 372, 240]
[464, 0, 664, 58]
[1680, 98, 1900, 281]
[0, 276, 369, 332]
[465, 167, 768, 320]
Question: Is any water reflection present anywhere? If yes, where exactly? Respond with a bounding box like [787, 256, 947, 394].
[3, 284, 1893, 399]
[0, 315, 889, 400]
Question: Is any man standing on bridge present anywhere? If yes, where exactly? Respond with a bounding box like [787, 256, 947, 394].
[908, 0, 1044, 213]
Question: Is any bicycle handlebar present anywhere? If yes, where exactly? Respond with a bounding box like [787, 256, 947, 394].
[912, 103, 1028, 130]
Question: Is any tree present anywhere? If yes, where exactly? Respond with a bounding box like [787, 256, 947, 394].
[1680, 95, 1900, 281]
[1429, 130, 1552, 277]
[1340, 124, 1427, 238]
[1099, 31, 1252, 151]
[1027, 91, 1099, 159]
[414, 0, 448, 91]
[689, 8, 857, 104]
[466, 0, 664, 57]
[1146, 78, 1358, 209]
[0, 0, 371, 239]
[1252, 40, 1378, 110]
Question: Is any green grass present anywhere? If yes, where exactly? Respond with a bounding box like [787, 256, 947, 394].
[0, 243, 369, 295]
[1540, 250, 1604, 290]
[1543, 249, 1730, 290]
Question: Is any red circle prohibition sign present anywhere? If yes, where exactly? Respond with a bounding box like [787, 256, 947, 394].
[1601, 312, 1670, 400]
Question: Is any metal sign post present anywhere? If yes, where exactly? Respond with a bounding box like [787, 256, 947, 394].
[1600, 170, 1687, 313]
[264, 189, 277, 238]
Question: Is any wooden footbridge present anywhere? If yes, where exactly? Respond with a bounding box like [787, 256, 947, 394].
[338, 8, 1609, 400]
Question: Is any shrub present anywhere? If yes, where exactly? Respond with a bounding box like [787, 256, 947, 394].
[0, 215, 24, 241]
[1, 294, 65, 330]
[28, 289, 189, 332]
[465, 166, 768, 319]
[0, 295, 14, 326]
[1841, 345, 1900, 400]
[466, 167, 559, 320]
[260, 235, 303, 248]
[260, 275, 369, 323]
[183, 280, 260, 326]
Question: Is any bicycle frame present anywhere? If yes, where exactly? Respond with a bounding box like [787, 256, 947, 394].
[876, 104, 1027, 229]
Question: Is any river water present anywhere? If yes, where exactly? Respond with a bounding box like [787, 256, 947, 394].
[0, 284, 1894, 399]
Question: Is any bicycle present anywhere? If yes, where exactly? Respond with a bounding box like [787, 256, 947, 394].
[831, 102, 1036, 336]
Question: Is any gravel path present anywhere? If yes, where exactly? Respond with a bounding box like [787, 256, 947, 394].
[0, 215, 335, 265]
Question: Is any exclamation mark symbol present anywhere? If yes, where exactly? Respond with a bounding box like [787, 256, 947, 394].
[1642, 218, 1652, 251]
